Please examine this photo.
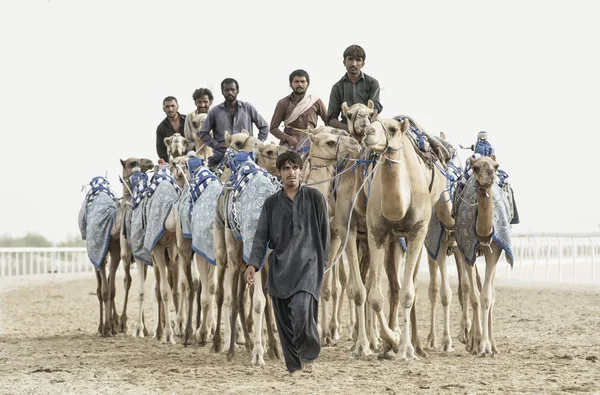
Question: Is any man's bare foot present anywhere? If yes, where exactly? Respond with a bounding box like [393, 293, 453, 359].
[302, 362, 314, 373]
[289, 369, 302, 376]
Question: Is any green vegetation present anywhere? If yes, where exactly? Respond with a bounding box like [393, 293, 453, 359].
[0, 233, 84, 248]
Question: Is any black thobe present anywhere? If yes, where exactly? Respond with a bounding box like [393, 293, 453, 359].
[247, 185, 330, 372]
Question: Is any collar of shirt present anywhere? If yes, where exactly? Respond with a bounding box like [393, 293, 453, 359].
[342, 71, 365, 82]
[217, 100, 243, 110]
[161, 113, 185, 126]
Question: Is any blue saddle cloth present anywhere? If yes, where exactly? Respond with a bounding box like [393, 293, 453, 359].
[78, 177, 118, 268]
[454, 177, 514, 266]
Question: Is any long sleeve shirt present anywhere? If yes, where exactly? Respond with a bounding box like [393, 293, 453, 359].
[183, 110, 200, 152]
[199, 100, 269, 149]
[247, 186, 330, 300]
[269, 95, 328, 147]
[327, 72, 383, 125]
[156, 113, 186, 162]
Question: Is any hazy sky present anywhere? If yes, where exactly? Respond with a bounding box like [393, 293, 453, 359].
[2, 0, 599, 242]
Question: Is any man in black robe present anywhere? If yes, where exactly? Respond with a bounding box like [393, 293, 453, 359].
[245, 150, 330, 375]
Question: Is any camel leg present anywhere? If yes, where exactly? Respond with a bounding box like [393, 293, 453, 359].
[397, 229, 427, 361]
[212, 226, 227, 353]
[97, 263, 112, 337]
[180, 239, 195, 346]
[337, 253, 353, 341]
[366, 234, 401, 352]
[426, 254, 438, 350]
[490, 275, 499, 354]
[238, 269, 252, 352]
[155, 246, 176, 344]
[343, 226, 371, 357]
[320, 263, 332, 346]
[95, 267, 104, 335]
[152, 258, 164, 341]
[436, 241, 454, 352]
[119, 238, 132, 334]
[379, 237, 402, 359]
[246, 286, 254, 336]
[251, 268, 266, 366]
[221, 256, 236, 352]
[410, 250, 427, 358]
[328, 257, 342, 345]
[262, 263, 280, 360]
[478, 244, 501, 357]
[196, 257, 216, 346]
[454, 247, 471, 345]
[166, 247, 180, 336]
[132, 261, 148, 338]
[107, 243, 121, 335]
[465, 261, 482, 355]
[227, 266, 241, 361]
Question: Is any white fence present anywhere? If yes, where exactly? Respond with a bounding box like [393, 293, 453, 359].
[1, 233, 599, 285]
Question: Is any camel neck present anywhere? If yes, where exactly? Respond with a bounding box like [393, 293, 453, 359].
[476, 186, 494, 239]
[379, 141, 412, 222]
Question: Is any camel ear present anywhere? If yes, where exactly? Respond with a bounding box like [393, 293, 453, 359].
[468, 156, 475, 167]
[241, 129, 250, 136]
[164, 136, 173, 147]
[120, 159, 126, 168]
[399, 119, 410, 134]
[367, 99, 374, 110]
[309, 133, 316, 143]
[440, 131, 446, 140]
[307, 126, 314, 134]
[341, 102, 350, 116]
[490, 153, 496, 162]
[370, 108, 378, 121]
[225, 131, 232, 146]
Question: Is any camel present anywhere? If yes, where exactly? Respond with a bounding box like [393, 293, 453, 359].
[164, 133, 187, 163]
[79, 176, 121, 336]
[321, 101, 380, 356]
[116, 157, 154, 336]
[361, 116, 455, 360]
[192, 113, 214, 162]
[302, 127, 362, 346]
[454, 154, 514, 356]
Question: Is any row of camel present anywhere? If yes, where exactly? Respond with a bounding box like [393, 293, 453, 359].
[88, 102, 508, 366]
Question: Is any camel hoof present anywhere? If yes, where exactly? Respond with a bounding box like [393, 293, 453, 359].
[457, 330, 468, 344]
[351, 342, 373, 357]
[226, 351, 235, 362]
[212, 337, 222, 353]
[442, 343, 454, 353]
[118, 317, 128, 334]
[415, 346, 428, 358]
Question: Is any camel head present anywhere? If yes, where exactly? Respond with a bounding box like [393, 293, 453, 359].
[468, 155, 499, 193]
[191, 112, 208, 130]
[164, 133, 187, 161]
[170, 155, 189, 187]
[258, 142, 288, 174]
[308, 131, 361, 162]
[362, 118, 410, 153]
[120, 157, 154, 178]
[310, 125, 349, 136]
[341, 100, 378, 138]
[225, 130, 260, 156]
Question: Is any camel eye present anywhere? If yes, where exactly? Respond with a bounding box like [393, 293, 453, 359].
[326, 140, 336, 147]
[235, 142, 243, 147]
[266, 150, 273, 156]
[347, 113, 353, 120]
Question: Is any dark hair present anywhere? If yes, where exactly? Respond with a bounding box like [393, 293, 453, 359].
[221, 78, 239, 91]
[343, 45, 366, 61]
[289, 69, 310, 85]
[192, 88, 214, 101]
[163, 96, 178, 104]
[276, 150, 303, 171]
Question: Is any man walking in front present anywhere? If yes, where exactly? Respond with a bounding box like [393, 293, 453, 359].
[245, 151, 330, 375]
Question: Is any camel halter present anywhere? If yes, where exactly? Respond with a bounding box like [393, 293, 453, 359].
[376, 121, 404, 167]
[228, 134, 253, 153]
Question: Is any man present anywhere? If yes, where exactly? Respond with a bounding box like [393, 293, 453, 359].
[245, 151, 330, 375]
[156, 96, 186, 162]
[183, 88, 214, 152]
[327, 45, 383, 131]
[199, 78, 269, 167]
[269, 69, 328, 149]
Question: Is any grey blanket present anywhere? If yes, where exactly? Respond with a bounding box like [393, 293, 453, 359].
[231, 172, 280, 263]
[143, 181, 179, 254]
[78, 192, 118, 268]
[130, 198, 151, 265]
[425, 208, 445, 260]
[191, 180, 223, 265]
[178, 186, 192, 239]
[455, 177, 514, 266]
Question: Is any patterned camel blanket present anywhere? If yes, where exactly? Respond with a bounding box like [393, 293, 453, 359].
[454, 176, 514, 266]
[425, 208, 446, 261]
[129, 168, 181, 265]
[227, 160, 281, 263]
[177, 185, 192, 238]
[78, 177, 118, 268]
[190, 167, 222, 265]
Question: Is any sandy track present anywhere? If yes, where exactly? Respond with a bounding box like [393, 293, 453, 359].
[1, 272, 599, 394]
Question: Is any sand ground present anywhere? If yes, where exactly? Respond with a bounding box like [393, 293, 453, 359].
[0, 271, 599, 395]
